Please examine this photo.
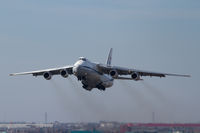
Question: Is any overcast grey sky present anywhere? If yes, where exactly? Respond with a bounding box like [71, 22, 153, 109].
[0, 0, 200, 123]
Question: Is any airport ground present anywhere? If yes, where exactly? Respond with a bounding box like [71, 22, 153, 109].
[0, 121, 200, 133]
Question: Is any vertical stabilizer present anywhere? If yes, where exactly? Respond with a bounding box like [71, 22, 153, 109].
[106, 48, 113, 66]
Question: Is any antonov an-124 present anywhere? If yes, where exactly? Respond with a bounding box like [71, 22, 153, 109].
[10, 48, 190, 91]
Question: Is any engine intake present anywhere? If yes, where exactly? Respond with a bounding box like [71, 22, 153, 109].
[43, 72, 52, 80]
[109, 70, 118, 78]
[60, 69, 69, 78]
[131, 72, 140, 80]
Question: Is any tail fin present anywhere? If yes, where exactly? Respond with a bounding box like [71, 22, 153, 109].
[106, 48, 113, 66]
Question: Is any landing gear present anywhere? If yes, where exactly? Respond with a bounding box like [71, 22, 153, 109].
[96, 83, 106, 91]
[81, 82, 92, 91]
[77, 76, 81, 81]
[82, 83, 88, 89]
[82, 85, 92, 91]
[77, 76, 86, 81]
[78, 75, 106, 91]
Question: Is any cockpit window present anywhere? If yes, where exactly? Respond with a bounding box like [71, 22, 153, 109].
[79, 57, 87, 61]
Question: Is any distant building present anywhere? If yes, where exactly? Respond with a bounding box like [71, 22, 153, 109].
[71, 131, 101, 133]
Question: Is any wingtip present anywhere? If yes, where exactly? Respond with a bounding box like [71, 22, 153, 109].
[167, 73, 191, 78]
[187, 75, 191, 77]
[9, 73, 16, 76]
[180, 74, 191, 77]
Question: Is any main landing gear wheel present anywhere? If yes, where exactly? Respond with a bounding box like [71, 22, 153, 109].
[82, 83, 88, 89]
[96, 84, 106, 91]
[81, 82, 91, 91]
[77, 76, 86, 81]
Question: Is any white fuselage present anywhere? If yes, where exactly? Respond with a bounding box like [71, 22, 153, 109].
[72, 58, 113, 90]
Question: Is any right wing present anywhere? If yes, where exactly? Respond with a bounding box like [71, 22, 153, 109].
[10, 65, 73, 76]
[97, 64, 190, 79]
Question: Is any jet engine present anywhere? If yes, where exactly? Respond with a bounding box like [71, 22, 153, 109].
[60, 69, 69, 78]
[131, 72, 140, 80]
[109, 70, 118, 78]
[43, 72, 52, 80]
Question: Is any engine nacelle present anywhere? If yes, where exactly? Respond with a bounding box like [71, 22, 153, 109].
[43, 72, 52, 80]
[131, 72, 140, 80]
[60, 69, 69, 78]
[109, 70, 118, 78]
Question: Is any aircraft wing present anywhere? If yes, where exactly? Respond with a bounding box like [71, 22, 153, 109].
[10, 65, 73, 76]
[97, 64, 190, 78]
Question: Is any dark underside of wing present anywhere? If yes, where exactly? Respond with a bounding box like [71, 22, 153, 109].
[97, 64, 190, 78]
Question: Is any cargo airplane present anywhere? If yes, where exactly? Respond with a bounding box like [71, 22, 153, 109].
[10, 48, 190, 91]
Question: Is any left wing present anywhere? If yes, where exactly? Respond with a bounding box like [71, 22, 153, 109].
[10, 65, 73, 76]
[97, 64, 190, 79]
